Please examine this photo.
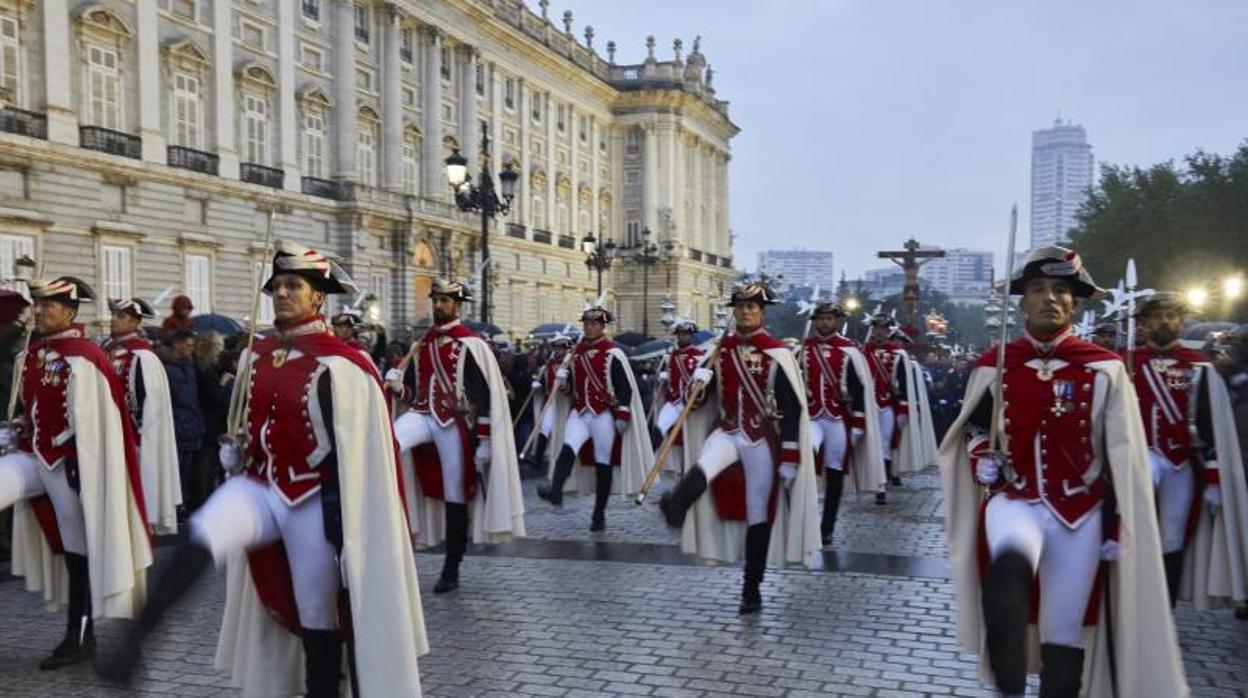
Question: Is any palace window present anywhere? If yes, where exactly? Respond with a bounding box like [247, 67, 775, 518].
[184, 253, 211, 313]
[302, 0, 320, 21]
[401, 131, 419, 194]
[400, 27, 414, 64]
[101, 245, 133, 302]
[503, 78, 515, 110]
[242, 93, 269, 165]
[0, 15, 21, 104]
[475, 63, 485, 96]
[354, 4, 370, 43]
[171, 72, 202, 148]
[357, 118, 377, 186]
[302, 106, 325, 178]
[85, 45, 122, 129]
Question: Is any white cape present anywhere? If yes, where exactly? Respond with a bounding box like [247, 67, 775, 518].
[680, 347, 821, 568]
[408, 336, 526, 548]
[10, 355, 152, 618]
[841, 345, 887, 493]
[940, 361, 1187, 697]
[131, 348, 182, 534]
[1180, 364, 1248, 610]
[215, 356, 427, 697]
[895, 351, 938, 475]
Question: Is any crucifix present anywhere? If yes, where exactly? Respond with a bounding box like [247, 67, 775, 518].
[877, 238, 945, 328]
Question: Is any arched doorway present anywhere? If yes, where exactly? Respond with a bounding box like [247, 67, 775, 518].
[411, 239, 437, 321]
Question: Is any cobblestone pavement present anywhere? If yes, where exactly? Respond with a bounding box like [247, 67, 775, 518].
[0, 467, 1245, 697]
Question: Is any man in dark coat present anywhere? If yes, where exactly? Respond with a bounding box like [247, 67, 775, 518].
[163, 329, 204, 510]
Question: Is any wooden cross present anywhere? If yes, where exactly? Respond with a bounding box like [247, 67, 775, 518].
[878, 238, 945, 328]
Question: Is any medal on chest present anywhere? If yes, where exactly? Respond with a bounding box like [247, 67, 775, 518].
[1159, 361, 1190, 392]
[1050, 379, 1075, 416]
[272, 347, 290, 368]
[1035, 359, 1057, 382]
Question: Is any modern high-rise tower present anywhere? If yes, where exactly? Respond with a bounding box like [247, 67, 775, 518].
[1030, 119, 1094, 248]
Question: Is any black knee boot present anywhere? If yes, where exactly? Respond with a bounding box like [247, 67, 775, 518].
[435, 502, 468, 593]
[96, 543, 212, 683]
[659, 466, 708, 528]
[981, 551, 1033, 696]
[590, 465, 612, 531]
[41, 552, 95, 670]
[740, 523, 771, 615]
[1163, 550, 1185, 609]
[302, 629, 344, 698]
[888, 455, 902, 486]
[821, 470, 845, 546]
[537, 445, 576, 506]
[1039, 643, 1085, 698]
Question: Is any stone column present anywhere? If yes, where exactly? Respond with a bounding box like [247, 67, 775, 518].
[420, 26, 443, 199]
[590, 116, 599, 234]
[569, 105, 580, 238]
[211, 0, 238, 177]
[380, 4, 404, 190]
[691, 139, 703, 254]
[544, 91, 556, 238]
[41, 0, 77, 145]
[518, 80, 530, 228]
[457, 46, 478, 173]
[135, 0, 165, 162]
[719, 153, 730, 258]
[333, 0, 358, 181]
[277, 0, 298, 189]
[643, 122, 658, 233]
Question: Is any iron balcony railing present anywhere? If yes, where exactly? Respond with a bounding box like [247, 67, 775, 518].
[80, 125, 141, 159]
[507, 223, 527, 239]
[0, 107, 47, 139]
[167, 145, 219, 176]
[240, 163, 284, 189]
[301, 176, 343, 200]
[532, 228, 552, 244]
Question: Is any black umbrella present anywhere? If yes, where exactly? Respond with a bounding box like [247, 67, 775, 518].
[526, 323, 582, 343]
[190, 313, 243, 337]
[626, 338, 674, 361]
[613, 332, 652, 347]
[463, 319, 504, 339]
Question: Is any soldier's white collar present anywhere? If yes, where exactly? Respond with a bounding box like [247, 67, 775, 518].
[42, 324, 87, 342]
[274, 315, 329, 339]
[1023, 326, 1073, 356]
[434, 319, 462, 331]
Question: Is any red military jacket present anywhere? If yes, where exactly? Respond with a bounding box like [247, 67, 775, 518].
[864, 341, 898, 409]
[568, 336, 619, 415]
[101, 332, 151, 430]
[407, 320, 477, 427]
[714, 329, 786, 444]
[1128, 343, 1218, 480]
[801, 333, 866, 429]
[541, 352, 566, 394]
[243, 316, 378, 506]
[663, 344, 704, 403]
[969, 331, 1121, 528]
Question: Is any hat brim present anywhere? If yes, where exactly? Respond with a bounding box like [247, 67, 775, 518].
[1008, 277, 1104, 299]
[264, 269, 352, 295]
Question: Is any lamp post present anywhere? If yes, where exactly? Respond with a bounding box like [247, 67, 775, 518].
[445, 124, 519, 323]
[621, 227, 672, 337]
[581, 232, 616, 297]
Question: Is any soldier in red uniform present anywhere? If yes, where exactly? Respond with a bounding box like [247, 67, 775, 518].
[659, 284, 820, 614]
[102, 297, 182, 533]
[865, 314, 909, 502]
[537, 303, 649, 532]
[99, 242, 426, 697]
[331, 310, 373, 364]
[1129, 292, 1248, 609]
[655, 319, 704, 473]
[941, 247, 1185, 696]
[0, 277, 151, 671]
[386, 280, 523, 594]
[529, 332, 574, 473]
[801, 302, 879, 545]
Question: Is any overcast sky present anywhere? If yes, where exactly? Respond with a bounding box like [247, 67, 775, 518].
[557, 0, 1248, 278]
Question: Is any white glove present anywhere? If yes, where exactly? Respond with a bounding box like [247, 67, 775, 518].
[531, 380, 542, 390]
[219, 440, 243, 473]
[851, 427, 864, 443]
[384, 367, 404, 393]
[1204, 484, 1222, 515]
[658, 371, 670, 382]
[555, 368, 569, 381]
[692, 367, 713, 385]
[1100, 539, 1119, 562]
[0, 427, 14, 450]
[779, 463, 797, 490]
[975, 453, 1004, 486]
[615, 418, 630, 435]
[474, 440, 491, 470]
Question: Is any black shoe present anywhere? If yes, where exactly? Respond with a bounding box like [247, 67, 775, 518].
[658, 467, 708, 528]
[875, 492, 887, 505]
[821, 533, 832, 546]
[1039, 643, 1084, 698]
[40, 630, 95, 671]
[889, 475, 903, 487]
[589, 514, 605, 532]
[1234, 605, 1248, 620]
[1163, 550, 1185, 609]
[302, 629, 343, 698]
[739, 523, 770, 616]
[738, 596, 762, 615]
[982, 551, 1034, 696]
[433, 567, 460, 594]
[589, 465, 612, 532]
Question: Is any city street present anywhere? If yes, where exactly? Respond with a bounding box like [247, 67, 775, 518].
[1, 470, 1244, 697]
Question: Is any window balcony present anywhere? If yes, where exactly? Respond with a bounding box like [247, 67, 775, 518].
[240, 162, 284, 189]
[80, 125, 141, 159]
[532, 228, 552, 244]
[705, 253, 719, 267]
[0, 106, 47, 139]
[506, 223, 527, 239]
[720, 256, 733, 269]
[167, 145, 219, 176]
[558, 234, 576, 249]
[689, 248, 703, 262]
[302, 176, 343, 200]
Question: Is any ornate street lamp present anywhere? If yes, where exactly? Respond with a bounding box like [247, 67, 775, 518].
[582, 232, 617, 297]
[445, 124, 519, 323]
[620, 227, 673, 337]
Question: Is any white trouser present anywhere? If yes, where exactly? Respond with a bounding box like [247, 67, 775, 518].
[191, 477, 340, 630]
[809, 416, 848, 472]
[656, 401, 683, 437]
[1150, 451, 1195, 554]
[0, 451, 88, 555]
[563, 409, 616, 465]
[985, 495, 1103, 648]
[696, 428, 775, 525]
[539, 397, 557, 438]
[394, 411, 466, 505]
[878, 406, 896, 458]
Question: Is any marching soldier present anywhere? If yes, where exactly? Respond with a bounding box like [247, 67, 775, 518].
[865, 313, 907, 502]
[654, 318, 705, 473]
[386, 280, 525, 594]
[941, 247, 1185, 696]
[331, 309, 374, 364]
[99, 242, 426, 697]
[529, 331, 574, 475]
[537, 302, 650, 532]
[800, 302, 885, 546]
[658, 283, 820, 614]
[888, 328, 940, 479]
[0, 277, 151, 670]
[1090, 320, 1119, 350]
[102, 298, 182, 533]
[1128, 292, 1248, 610]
